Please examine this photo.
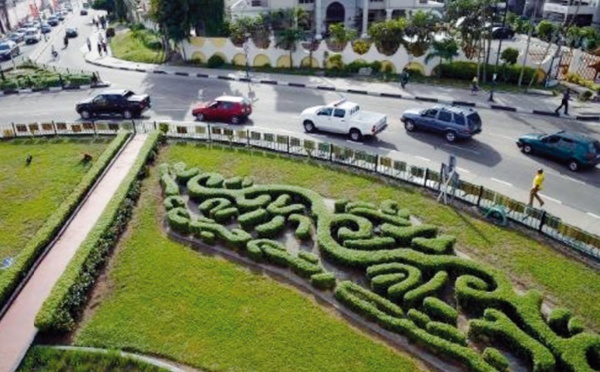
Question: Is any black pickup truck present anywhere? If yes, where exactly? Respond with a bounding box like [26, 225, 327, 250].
[76, 89, 151, 119]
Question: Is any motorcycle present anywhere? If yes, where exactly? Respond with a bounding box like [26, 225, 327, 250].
[51, 48, 58, 60]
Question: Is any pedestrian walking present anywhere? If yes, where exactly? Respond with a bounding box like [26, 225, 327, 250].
[86, 37, 92, 52]
[97, 42, 103, 56]
[470, 76, 479, 95]
[555, 89, 571, 115]
[528, 168, 545, 208]
[92, 17, 97, 28]
[102, 41, 107, 54]
[400, 68, 409, 89]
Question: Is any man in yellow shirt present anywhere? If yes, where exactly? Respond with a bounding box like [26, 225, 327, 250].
[528, 168, 545, 207]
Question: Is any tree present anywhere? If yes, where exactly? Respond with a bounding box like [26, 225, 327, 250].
[425, 38, 459, 77]
[275, 27, 305, 70]
[536, 20, 557, 42]
[404, 10, 440, 57]
[368, 18, 408, 56]
[328, 23, 356, 51]
[500, 47, 519, 65]
[92, 0, 126, 19]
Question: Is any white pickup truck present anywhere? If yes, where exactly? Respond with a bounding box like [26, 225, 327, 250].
[300, 99, 388, 142]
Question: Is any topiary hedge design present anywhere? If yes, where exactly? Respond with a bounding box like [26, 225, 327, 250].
[160, 163, 600, 372]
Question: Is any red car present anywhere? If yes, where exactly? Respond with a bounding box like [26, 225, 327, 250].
[192, 95, 252, 124]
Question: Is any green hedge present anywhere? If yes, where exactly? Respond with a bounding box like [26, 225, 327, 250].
[288, 213, 312, 240]
[422, 296, 458, 325]
[482, 347, 510, 372]
[0, 133, 129, 311]
[35, 132, 160, 332]
[255, 215, 286, 238]
[310, 272, 336, 290]
[436, 61, 539, 84]
[426, 321, 467, 346]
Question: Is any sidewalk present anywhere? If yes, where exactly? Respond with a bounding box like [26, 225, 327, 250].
[0, 134, 148, 372]
[83, 48, 600, 122]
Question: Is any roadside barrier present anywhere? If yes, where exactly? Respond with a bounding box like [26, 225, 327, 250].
[1, 119, 598, 262]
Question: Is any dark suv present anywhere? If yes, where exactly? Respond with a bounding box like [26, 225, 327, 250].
[400, 105, 483, 142]
[517, 130, 600, 171]
[76, 89, 151, 119]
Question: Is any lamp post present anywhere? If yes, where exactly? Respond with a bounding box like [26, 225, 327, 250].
[308, 34, 322, 69]
[243, 32, 251, 78]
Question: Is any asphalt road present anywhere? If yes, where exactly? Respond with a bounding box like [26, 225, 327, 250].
[1, 11, 599, 233]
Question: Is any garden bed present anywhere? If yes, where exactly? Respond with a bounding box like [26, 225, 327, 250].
[0, 63, 95, 91]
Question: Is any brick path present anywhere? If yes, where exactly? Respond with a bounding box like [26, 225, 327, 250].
[0, 134, 148, 372]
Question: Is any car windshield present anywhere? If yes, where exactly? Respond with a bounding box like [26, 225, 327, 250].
[123, 91, 135, 98]
[592, 141, 600, 154]
[0, 44, 9, 50]
[467, 113, 482, 129]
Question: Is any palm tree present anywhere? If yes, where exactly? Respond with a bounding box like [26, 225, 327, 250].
[275, 27, 305, 69]
[404, 10, 440, 57]
[328, 23, 357, 51]
[425, 38, 459, 77]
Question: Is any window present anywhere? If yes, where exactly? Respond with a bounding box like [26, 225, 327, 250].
[467, 113, 482, 128]
[454, 113, 466, 126]
[438, 110, 452, 122]
[299, 0, 314, 3]
[318, 108, 333, 116]
[424, 109, 438, 118]
[546, 136, 560, 144]
[334, 109, 345, 118]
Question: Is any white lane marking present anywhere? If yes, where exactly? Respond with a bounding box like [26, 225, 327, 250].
[587, 212, 600, 219]
[551, 173, 586, 185]
[415, 156, 431, 162]
[540, 194, 562, 204]
[445, 144, 480, 155]
[457, 167, 470, 173]
[491, 178, 513, 187]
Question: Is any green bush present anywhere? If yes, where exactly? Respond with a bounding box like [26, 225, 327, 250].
[437, 61, 538, 84]
[426, 321, 467, 346]
[0, 133, 129, 310]
[310, 272, 336, 290]
[35, 132, 160, 332]
[407, 309, 430, 329]
[167, 207, 191, 234]
[0, 79, 19, 90]
[500, 47, 519, 65]
[422, 296, 458, 325]
[207, 55, 226, 68]
[352, 39, 371, 55]
[66, 75, 93, 86]
[256, 215, 286, 238]
[288, 213, 312, 240]
[105, 27, 115, 38]
[239, 208, 270, 231]
[411, 235, 456, 255]
[130, 22, 146, 31]
[403, 271, 448, 309]
[483, 348, 510, 372]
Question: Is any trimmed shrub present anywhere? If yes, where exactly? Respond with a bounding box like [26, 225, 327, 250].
[310, 272, 336, 290]
[160, 173, 179, 196]
[352, 39, 371, 55]
[349, 208, 411, 227]
[200, 230, 216, 245]
[0, 133, 129, 311]
[288, 213, 312, 240]
[334, 199, 349, 213]
[411, 235, 456, 255]
[568, 316, 585, 336]
[548, 308, 571, 337]
[469, 309, 556, 372]
[426, 321, 467, 346]
[344, 237, 396, 250]
[66, 75, 93, 86]
[403, 271, 448, 309]
[483, 348, 510, 372]
[335, 281, 404, 320]
[380, 224, 438, 246]
[371, 273, 406, 293]
[224, 176, 243, 189]
[238, 208, 270, 231]
[298, 251, 319, 264]
[423, 296, 458, 325]
[256, 215, 286, 238]
[437, 61, 538, 84]
[207, 55, 226, 68]
[163, 195, 186, 211]
[407, 309, 431, 329]
[172, 162, 200, 183]
[35, 132, 160, 332]
[290, 256, 323, 278]
[267, 194, 305, 216]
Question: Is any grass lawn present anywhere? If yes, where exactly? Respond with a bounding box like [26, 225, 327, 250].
[110, 31, 166, 64]
[0, 137, 110, 261]
[73, 143, 600, 371]
[18, 346, 167, 371]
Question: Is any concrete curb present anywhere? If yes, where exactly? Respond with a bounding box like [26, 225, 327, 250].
[85, 58, 600, 122]
[0, 82, 111, 96]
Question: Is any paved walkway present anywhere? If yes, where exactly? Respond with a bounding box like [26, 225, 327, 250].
[0, 134, 148, 372]
[83, 41, 600, 121]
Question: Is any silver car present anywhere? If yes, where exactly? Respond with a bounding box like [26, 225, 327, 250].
[400, 105, 483, 143]
[0, 40, 20, 60]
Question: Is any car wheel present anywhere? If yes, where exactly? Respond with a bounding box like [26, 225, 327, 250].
[404, 119, 416, 132]
[195, 113, 205, 121]
[303, 120, 315, 133]
[568, 159, 580, 172]
[522, 144, 533, 154]
[445, 131, 457, 143]
[123, 110, 133, 119]
[349, 129, 362, 142]
[231, 115, 240, 124]
[80, 110, 91, 119]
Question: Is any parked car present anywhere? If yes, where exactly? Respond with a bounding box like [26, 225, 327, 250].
[400, 104, 483, 143]
[65, 27, 78, 38]
[56, 12, 65, 21]
[492, 26, 515, 39]
[8, 31, 25, 43]
[300, 98, 388, 142]
[75, 89, 152, 119]
[40, 23, 52, 34]
[0, 40, 20, 60]
[24, 28, 41, 44]
[21, 22, 35, 29]
[47, 16, 59, 26]
[516, 130, 600, 171]
[192, 95, 252, 124]
[80, 8, 88, 15]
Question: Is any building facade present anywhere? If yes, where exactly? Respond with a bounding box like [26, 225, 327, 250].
[228, 0, 444, 37]
[524, 0, 600, 27]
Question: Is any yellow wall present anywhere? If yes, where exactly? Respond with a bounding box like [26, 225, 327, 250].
[254, 54, 271, 67]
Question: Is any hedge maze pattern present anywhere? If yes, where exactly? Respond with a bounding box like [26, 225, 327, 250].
[160, 162, 600, 372]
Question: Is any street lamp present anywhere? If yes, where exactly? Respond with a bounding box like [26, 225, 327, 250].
[243, 32, 251, 78]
